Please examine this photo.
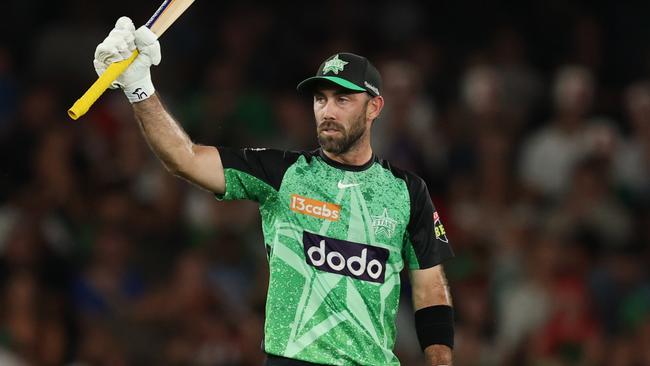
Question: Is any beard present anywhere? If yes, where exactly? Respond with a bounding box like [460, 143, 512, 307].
[317, 107, 367, 155]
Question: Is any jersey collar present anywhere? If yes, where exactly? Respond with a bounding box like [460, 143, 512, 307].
[317, 148, 377, 172]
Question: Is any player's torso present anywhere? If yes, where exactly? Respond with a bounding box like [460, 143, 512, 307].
[260, 155, 410, 366]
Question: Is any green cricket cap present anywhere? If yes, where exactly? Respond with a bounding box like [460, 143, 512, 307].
[297, 52, 382, 97]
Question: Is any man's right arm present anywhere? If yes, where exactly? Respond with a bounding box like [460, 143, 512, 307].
[93, 17, 226, 195]
[133, 94, 225, 194]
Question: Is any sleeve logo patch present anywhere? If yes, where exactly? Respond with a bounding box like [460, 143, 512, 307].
[290, 194, 341, 221]
[433, 211, 449, 243]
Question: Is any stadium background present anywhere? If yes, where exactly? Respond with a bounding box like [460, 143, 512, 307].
[1, 0, 650, 364]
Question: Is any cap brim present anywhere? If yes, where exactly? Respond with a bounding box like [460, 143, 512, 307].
[296, 76, 366, 94]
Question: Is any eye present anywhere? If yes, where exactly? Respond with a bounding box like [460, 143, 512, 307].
[337, 96, 350, 103]
[314, 95, 326, 104]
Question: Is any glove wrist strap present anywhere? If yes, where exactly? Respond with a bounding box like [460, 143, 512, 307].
[122, 73, 155, 103]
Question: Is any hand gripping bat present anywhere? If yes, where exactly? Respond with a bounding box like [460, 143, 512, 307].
[67, 0, 195, 120]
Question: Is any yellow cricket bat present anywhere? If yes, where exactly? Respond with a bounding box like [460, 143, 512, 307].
[67, 0, 195, 120]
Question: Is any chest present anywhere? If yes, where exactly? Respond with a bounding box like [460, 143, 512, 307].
[275, 162, 411, 246]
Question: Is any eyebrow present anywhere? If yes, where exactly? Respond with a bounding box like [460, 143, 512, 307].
[314, 89, 359, 97]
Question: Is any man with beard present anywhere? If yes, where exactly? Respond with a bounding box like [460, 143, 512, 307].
[94, 17, 455, 366]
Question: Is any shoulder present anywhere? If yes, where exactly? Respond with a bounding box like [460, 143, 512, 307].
[217, 147, 319, 191]
[374, 156, 428, 194]
[524, 125, 559, 147]
[219, 147, 317, 165]
[256, 148, 318, 161]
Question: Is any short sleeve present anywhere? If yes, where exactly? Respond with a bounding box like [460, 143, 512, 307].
[403, 175, 454, 269]
[216, 147, 302, 204]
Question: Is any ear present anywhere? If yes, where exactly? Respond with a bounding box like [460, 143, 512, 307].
[367, 96, 385, 121]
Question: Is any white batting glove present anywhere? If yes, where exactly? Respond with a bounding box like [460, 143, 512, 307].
[94, 16, 161, 103]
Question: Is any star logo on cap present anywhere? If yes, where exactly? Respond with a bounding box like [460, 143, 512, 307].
[322, 55, 348, 75]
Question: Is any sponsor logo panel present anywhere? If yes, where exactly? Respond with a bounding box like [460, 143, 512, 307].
[303, 231, 389, 283]
[290, 194, 340, 221]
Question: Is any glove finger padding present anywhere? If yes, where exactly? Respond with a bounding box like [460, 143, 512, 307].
[134, 26, 161, 66]
[115, 16, 135, 32]
[116, 39, 134, 60]
[95, 30, 135, 64]
[93, 17, 160, 103]
[94, 42, 119, 64]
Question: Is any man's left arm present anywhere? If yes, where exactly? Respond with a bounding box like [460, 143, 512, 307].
[409, 265, 453, 366]
[401, 173, 455, 365]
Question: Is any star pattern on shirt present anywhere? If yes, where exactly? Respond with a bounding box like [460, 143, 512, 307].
[371, 208, 397, 239]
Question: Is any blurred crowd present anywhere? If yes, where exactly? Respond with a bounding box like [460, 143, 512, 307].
[1, 0, 650, 365]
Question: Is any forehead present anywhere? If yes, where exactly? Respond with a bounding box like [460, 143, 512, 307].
[312, 86, 366, 97]
[308, 79, 362, 96]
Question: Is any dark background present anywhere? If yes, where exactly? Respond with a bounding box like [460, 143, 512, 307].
[0, 0, 649, 365]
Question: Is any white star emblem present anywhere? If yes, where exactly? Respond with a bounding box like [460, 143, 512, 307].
[322, 55, 348, 75]
[371, 208, 397, 239]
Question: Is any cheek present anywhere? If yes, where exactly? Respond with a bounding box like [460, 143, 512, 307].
[314, 104, 327, 119]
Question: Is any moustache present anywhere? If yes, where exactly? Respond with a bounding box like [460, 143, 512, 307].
[318, 121, 344, 132]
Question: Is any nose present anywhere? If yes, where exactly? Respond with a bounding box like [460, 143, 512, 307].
[320, 98, 337, 121]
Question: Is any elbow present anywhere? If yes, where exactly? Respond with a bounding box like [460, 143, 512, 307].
[160, 152, 193, 177]
[163, 144, 205, 181]
[165, 159, 192, 179]
[163, 160, 183, 175]
[161, 144, 198, 176]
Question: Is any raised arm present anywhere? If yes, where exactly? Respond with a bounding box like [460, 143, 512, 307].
[133, 94, 225, 194]
[410, 265, 454, 365]
[93, 17, 225, 194]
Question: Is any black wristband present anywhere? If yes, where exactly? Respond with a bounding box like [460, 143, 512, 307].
[414, 305, 454, 350]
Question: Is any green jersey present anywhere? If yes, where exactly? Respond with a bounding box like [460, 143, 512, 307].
[216, 148, 453, 365]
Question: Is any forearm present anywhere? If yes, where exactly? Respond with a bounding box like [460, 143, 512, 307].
[410, 266, 454, 365]
[419, 291, 454, 366]
[412, 266, 452, 309]
[424, 344, 452, 366]
[132, 93, 194, 173]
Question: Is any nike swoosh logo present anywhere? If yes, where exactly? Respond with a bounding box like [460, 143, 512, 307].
[338, 181, 361, 189]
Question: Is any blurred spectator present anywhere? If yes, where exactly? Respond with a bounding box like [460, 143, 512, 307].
[589, 248, 650, 366]
[490, 27, 543, 123]
[494, 234, 557, 362]
[0, 270, 68, 366]
[546, 156, 633, 248]
[615, 81, 650, 203]
[73, 322, 128, 366]
[132, 250, 242, 365]
[447, 63, 521, 186]
[459, 64, 509, 129]
[72, 227, 144, 318]
[0, 214, 70, 291]
[270, 92, 316, 151]
[374, 60, 445, 180]
[207, 230, 257, 312]
[0, 85, 59, 201]
[452, 280, 496, 366]
[529, 275, 601, 364]
[518, 65, 602, 200]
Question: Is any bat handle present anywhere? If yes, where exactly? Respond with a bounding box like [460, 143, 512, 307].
[67, 50, 140, 120]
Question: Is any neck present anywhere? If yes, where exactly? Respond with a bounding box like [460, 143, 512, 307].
[322, 138, 373, 166]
